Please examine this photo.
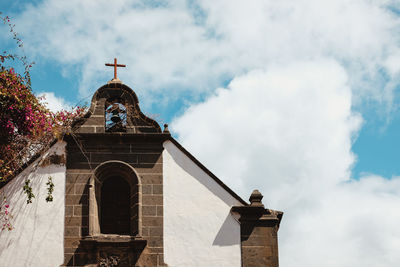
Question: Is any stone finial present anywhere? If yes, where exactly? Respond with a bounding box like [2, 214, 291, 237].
[163, 123, 170, 133]
[249, 189, 264, 207]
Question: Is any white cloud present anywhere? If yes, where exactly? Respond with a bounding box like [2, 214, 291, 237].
[172, 61, 400, 267]
[38, 92, 71, 112]
[13, 0, 400, 111]
[174, 60, 360, 195]
[9, 1, 400, 266]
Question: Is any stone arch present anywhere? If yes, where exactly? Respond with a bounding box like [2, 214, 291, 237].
[88, 161, 142, 236]
[72, 82, 161, 133]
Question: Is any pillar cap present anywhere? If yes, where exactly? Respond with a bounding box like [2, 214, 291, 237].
[249, 189, 264, 207]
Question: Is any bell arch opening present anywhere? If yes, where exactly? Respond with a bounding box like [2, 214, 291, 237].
[89, 161, 140, 236]
[105, 98, 127, 132]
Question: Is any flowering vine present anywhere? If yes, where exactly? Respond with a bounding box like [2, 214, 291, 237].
[0, 14, 87, 230]
[45, 176, 54, 202]
[23, 179, 35, 204]
[0, 194, 12, 231]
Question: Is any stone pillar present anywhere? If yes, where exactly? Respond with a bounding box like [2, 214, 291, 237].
[232, 190, 283, 267]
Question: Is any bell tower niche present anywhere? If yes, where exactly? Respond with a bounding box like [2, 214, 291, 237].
[72, 81, 161, 134]
[105, 100, 127, 132]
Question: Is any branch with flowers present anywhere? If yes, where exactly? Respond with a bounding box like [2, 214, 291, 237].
[0, 67, 86, 182]
[0, 194, 12, 231]
[0, 13, 87, 231]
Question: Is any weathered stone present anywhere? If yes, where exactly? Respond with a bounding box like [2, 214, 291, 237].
[142, 184, 152, 195]
[156, 206, 163, 216]
[144, 194, 163, 203]
[143, 206, 157, 216]
[142, 216, 163, 227]
[65, 195, 88, 205]
[65, 205, 73, 216]
[65, 227, 80, 237]
[141, 174, 162, 184]
[149, 227, 163, 237]
[153, 184, 162, 195]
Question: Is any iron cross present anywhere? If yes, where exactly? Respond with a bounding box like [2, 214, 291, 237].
[105, 58, 126, 80]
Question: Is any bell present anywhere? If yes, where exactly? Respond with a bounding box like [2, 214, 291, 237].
[111, 109, 121, 123]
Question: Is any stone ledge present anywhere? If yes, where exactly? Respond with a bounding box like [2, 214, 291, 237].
[80, 235, 147, 249]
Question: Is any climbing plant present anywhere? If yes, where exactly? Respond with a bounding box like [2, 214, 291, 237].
[45, 176, 54, 202]
[0, 14, 86, 230]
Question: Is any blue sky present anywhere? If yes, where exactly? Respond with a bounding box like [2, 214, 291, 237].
[2, 1, 400, 266]
[1, 0, 398, 180]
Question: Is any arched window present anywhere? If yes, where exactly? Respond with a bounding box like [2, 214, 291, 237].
[88, 161, 140, 237]
[100, 176, 131, 235]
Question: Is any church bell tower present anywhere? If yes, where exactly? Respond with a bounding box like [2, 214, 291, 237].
[63, 59, 170, 266]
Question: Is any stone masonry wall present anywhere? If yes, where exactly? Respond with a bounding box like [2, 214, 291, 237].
[63, 134, 165, 267]
[240, 219, 280, 267]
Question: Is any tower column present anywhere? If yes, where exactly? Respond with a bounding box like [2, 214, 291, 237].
[232, 190, 283, 267]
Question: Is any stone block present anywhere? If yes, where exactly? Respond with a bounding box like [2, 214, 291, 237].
[149, 247, 163, 254]
[156, 206, 163, 216]
[149, 227, 163, 237]
[65, 216, 88, 227]
[148, 237, 163, 248]
[147, 253, 158, 266]
[153, 185, 162, 195]
[65, 226, 80, 237]
[142, 206, 157, 216]
[130, 143, 163, 153]
[90, 153, 137, 164]
[76, 126, 95, 133]
[142, 184, 152, 195]
[241, 224, 274, 236]
[86, 143, 130, 153]
[66, 169, 92, 174]
[140, 174, 162, 184]
[133, 163, 162, 174]
[83, 116, 104, 126]
[241, 246, 277, 267]
[93, 106, 104, 115]
[158, 254, 164, 266]
[67, 152, 89, 165]
[66, 173, 91, 184]
[64, 253, 74, 266]
[142, 216, 163, 227]
[66, 195, 88, 205]
[143, 195, 163, 205]
[65, 183, 75, 195]
[74, 184, 89, 195]
[138, 153, 162, 164]
[95, 126, 105, 133]
[67, 162, 93, 169]
[241, 247, 270, 264]
[142, 227, 150, 237]
[65, 205, 73, 216]
[74, 205, 89, 217]
[64, 238, 80, 248]
[241, 235, 272, 247]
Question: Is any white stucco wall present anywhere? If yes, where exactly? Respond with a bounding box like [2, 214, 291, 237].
[163, 140, 242, 267]
[0, 141, 66, 267]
